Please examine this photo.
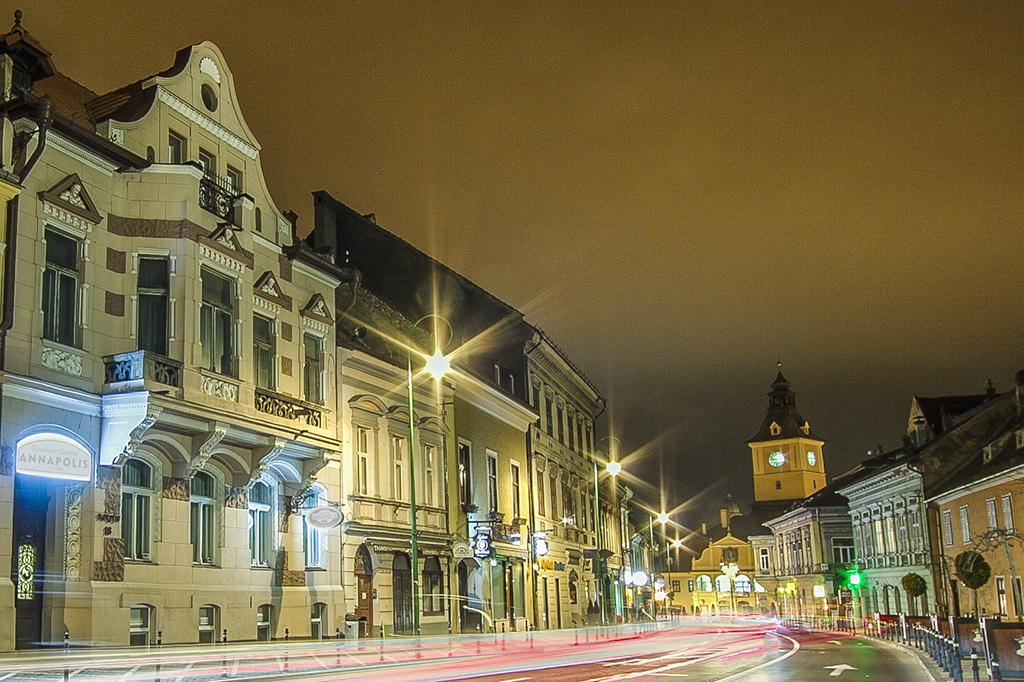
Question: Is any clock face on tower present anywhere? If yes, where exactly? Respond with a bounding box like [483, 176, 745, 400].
[768, 451, 786, 468]
[807, 451, 817, 466]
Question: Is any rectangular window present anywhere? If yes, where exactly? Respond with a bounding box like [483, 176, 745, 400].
[759, 547, 770, 571]
[226, 165, 243, 194]
[511, 463, 521, 518]
[356, 427, 370, 495]
[190, 501, 214, 564]
[137, 257, 169, 355]
[567, 418, 575, 452]
[550, 473, 558, 519]
[168, 131, 185, 164]
[537, 468, 546, 517]
[832, 538, 855, 564]
[557, 407, 565, 444]
[392, 436, 405, 501]
[874, 519, 885, 555]
[200, 269, 234, 375]
[943, 509, 954, 547]
[545, 395, 553, 437]
[987, 498, 999, 530]
[458, 443, 472, 507]
[910, 510, 922, 551]
[998, 576, 1007, 616]
[303, 334, 322, 404]
[253, 315, 273, 389]
[249, 483, 272, 567]
[1004, 494, 1015, 532]
[577, 423, 584, 454]
[42, 228, 79, 346]
[885, 516, 896, 553]
[960, 505, 971, 544]
[303, 491, 326, 569]
[122, 492, 150, 560]
[562, 478, 573, 522]
[487, 452, 498, 513]
[199, 148, 216, 176]
[425, 444, 437, 507]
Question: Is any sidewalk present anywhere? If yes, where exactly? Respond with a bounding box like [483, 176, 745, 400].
[868, 634, 991, 682]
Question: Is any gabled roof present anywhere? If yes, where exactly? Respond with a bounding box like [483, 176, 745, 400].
[86, 45, 191, 126]
[747, 367, 824, 443]
[909, 393, 989, 440]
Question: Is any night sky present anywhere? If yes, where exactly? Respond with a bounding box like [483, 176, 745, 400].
[28, 2, 1023, 527]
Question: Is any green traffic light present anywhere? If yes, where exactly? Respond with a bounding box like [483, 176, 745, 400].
[848, 572, 861, 586]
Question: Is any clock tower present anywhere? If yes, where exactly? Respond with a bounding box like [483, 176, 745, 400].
[747, 364, 825, 503]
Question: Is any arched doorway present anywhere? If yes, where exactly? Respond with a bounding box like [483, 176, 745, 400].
[393, 553, 413, 635]
[354, 545, 373, 637]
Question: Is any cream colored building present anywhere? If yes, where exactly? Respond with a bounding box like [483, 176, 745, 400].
[0, 21, 348, 649]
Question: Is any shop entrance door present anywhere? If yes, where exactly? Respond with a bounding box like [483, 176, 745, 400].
[392, 553, 413, 635]
[13, 475, 50, 648]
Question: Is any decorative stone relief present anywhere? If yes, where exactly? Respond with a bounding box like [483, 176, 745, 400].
[96, 465, 121, 516]
[225, 486, 248, 509]
[41, 346, 83, 376]
[93, 537, 125, 582]
[200, 375, 239, 402]
[248, 438, 286, 488]
[60, 183, 87, 208]
[199, 57, 221, 84]
[0, 446, 13, 476]
[163, 476, 189, 502]
[109, 127, 124, 146]
[64, 484, 84, 582]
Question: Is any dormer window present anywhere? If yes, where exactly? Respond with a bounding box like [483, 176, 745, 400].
[769, 422, 781, 436]
[801, 423, 810, 435]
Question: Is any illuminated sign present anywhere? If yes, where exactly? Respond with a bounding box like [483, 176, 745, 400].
[16, 434, 91, 481]
[632, 571, 649, 587]
[304, 505, 344, 530]
[453, 542, 473, 559]
[474, 534, 492, 558]
[535, 537, 549, 556]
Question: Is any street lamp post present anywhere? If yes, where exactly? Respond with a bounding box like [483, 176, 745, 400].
[594, 436, 623, 627]
[406, 317, 452, 636]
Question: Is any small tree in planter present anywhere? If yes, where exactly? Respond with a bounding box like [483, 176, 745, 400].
[955, 550, 992, 616]
[901, 572, 927, 615]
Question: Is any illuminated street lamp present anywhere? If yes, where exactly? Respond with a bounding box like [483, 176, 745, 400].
[594, 436, 625, 626]
[406, 315, 453, 636]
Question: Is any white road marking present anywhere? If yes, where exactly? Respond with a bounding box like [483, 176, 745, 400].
[118, 664, 142, 681]
[711, 632, 801, 682]
[172, 661, 194, 682]
[824, 663, 858, 677]
[0, 674, 14, 681]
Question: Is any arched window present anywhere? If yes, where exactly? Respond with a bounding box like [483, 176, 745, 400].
[249, 481, 273, 567]
[191, 471, 216, 565]
[695, 575, 713, 592]
[122, 459, 153, 560]
[715, 575, 731, 592]
[735, 575, 752, 593]
[303, 487, 326, 569]
[423, 556, 443, 614]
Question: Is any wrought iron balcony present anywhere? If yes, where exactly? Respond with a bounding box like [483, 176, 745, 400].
[104, 350, 182, 389]
[199, 171, 239, 223]
[254, 387, 325, 428]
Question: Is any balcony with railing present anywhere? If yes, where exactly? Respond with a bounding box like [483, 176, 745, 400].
[199, 172, 239, 223]
[104, 350, 183, 391]
[254, 387, 326, 428]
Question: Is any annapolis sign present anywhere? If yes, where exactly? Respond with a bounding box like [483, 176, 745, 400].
[16, 433, 92, 481]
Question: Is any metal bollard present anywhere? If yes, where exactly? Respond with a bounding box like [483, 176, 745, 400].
[222, 629, 228, 644]
[336, 628, 341, 640]
[157, 630, 163, 647]
[971, 649, 980, 682]
[285, 628, 289, 642]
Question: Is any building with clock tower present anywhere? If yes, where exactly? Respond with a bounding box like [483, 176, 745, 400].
[748, 365, 826, 504]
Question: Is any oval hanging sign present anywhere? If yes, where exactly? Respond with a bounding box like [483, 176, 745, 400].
[16, 433, 92, 481]
[305, 505, 344, 530]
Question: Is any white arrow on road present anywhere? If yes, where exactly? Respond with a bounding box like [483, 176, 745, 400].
[824, 664, 858, 676]
[827, 640, 844, 645]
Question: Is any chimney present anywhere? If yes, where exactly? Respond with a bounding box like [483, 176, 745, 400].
[912, 415, 928, 448]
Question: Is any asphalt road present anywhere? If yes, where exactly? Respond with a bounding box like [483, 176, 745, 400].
[0, 622, 936, 682]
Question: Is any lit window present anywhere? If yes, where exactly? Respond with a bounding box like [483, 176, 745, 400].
[424, 444, 437, 507]
[537, 468, 546, 517]
[356, 427, 370, 495]
[487, 452, 498, 513]
[122, 459, 153, 560]
[458, 443, 472, 507]
[42, 228, 79, 346]
[392, 436, 405, 501]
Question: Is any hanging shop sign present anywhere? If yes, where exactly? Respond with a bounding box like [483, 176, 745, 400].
[473, 534, 492, 558]
[16, 433, 92, 481]
[304, 505, 344, 530]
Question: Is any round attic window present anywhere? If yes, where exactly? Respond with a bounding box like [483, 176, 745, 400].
[201, 84, 218, 112]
